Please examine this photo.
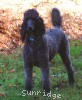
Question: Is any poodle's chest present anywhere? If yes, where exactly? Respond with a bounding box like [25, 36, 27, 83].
[24, 44, 40, 63]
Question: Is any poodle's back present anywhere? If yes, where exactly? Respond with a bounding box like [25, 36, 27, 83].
[44, 27, 66, 60]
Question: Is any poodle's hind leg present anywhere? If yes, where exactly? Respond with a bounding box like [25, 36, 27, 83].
[59, 39, 75, 86]
[24, 62, 33, 92]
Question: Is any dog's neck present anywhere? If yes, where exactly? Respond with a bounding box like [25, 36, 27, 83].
[26, 30, 44, 43]
[27, 35, 43, 43]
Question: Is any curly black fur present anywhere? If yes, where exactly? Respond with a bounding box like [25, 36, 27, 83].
[51, 8, 62, 27]
[20, 8, 75, 93]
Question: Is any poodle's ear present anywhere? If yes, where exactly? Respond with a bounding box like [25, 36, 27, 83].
[36, 17, 45, 36]
[20, 18, 27, 42]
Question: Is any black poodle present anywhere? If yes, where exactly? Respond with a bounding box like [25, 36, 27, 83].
[20, 8, 75, 93]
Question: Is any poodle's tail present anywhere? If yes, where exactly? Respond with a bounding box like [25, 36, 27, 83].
[51, 8, 62, 27]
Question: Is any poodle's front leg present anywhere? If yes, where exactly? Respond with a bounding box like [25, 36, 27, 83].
[24, 62, 33, 92]
[41, 66, 50, 93]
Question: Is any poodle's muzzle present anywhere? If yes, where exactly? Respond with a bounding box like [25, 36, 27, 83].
[27, 19, 34, 32]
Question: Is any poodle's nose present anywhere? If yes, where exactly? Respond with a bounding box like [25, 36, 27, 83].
[27, 20, 34, 31]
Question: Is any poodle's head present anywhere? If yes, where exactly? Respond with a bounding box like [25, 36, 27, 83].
[20, 9, 45, 42]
